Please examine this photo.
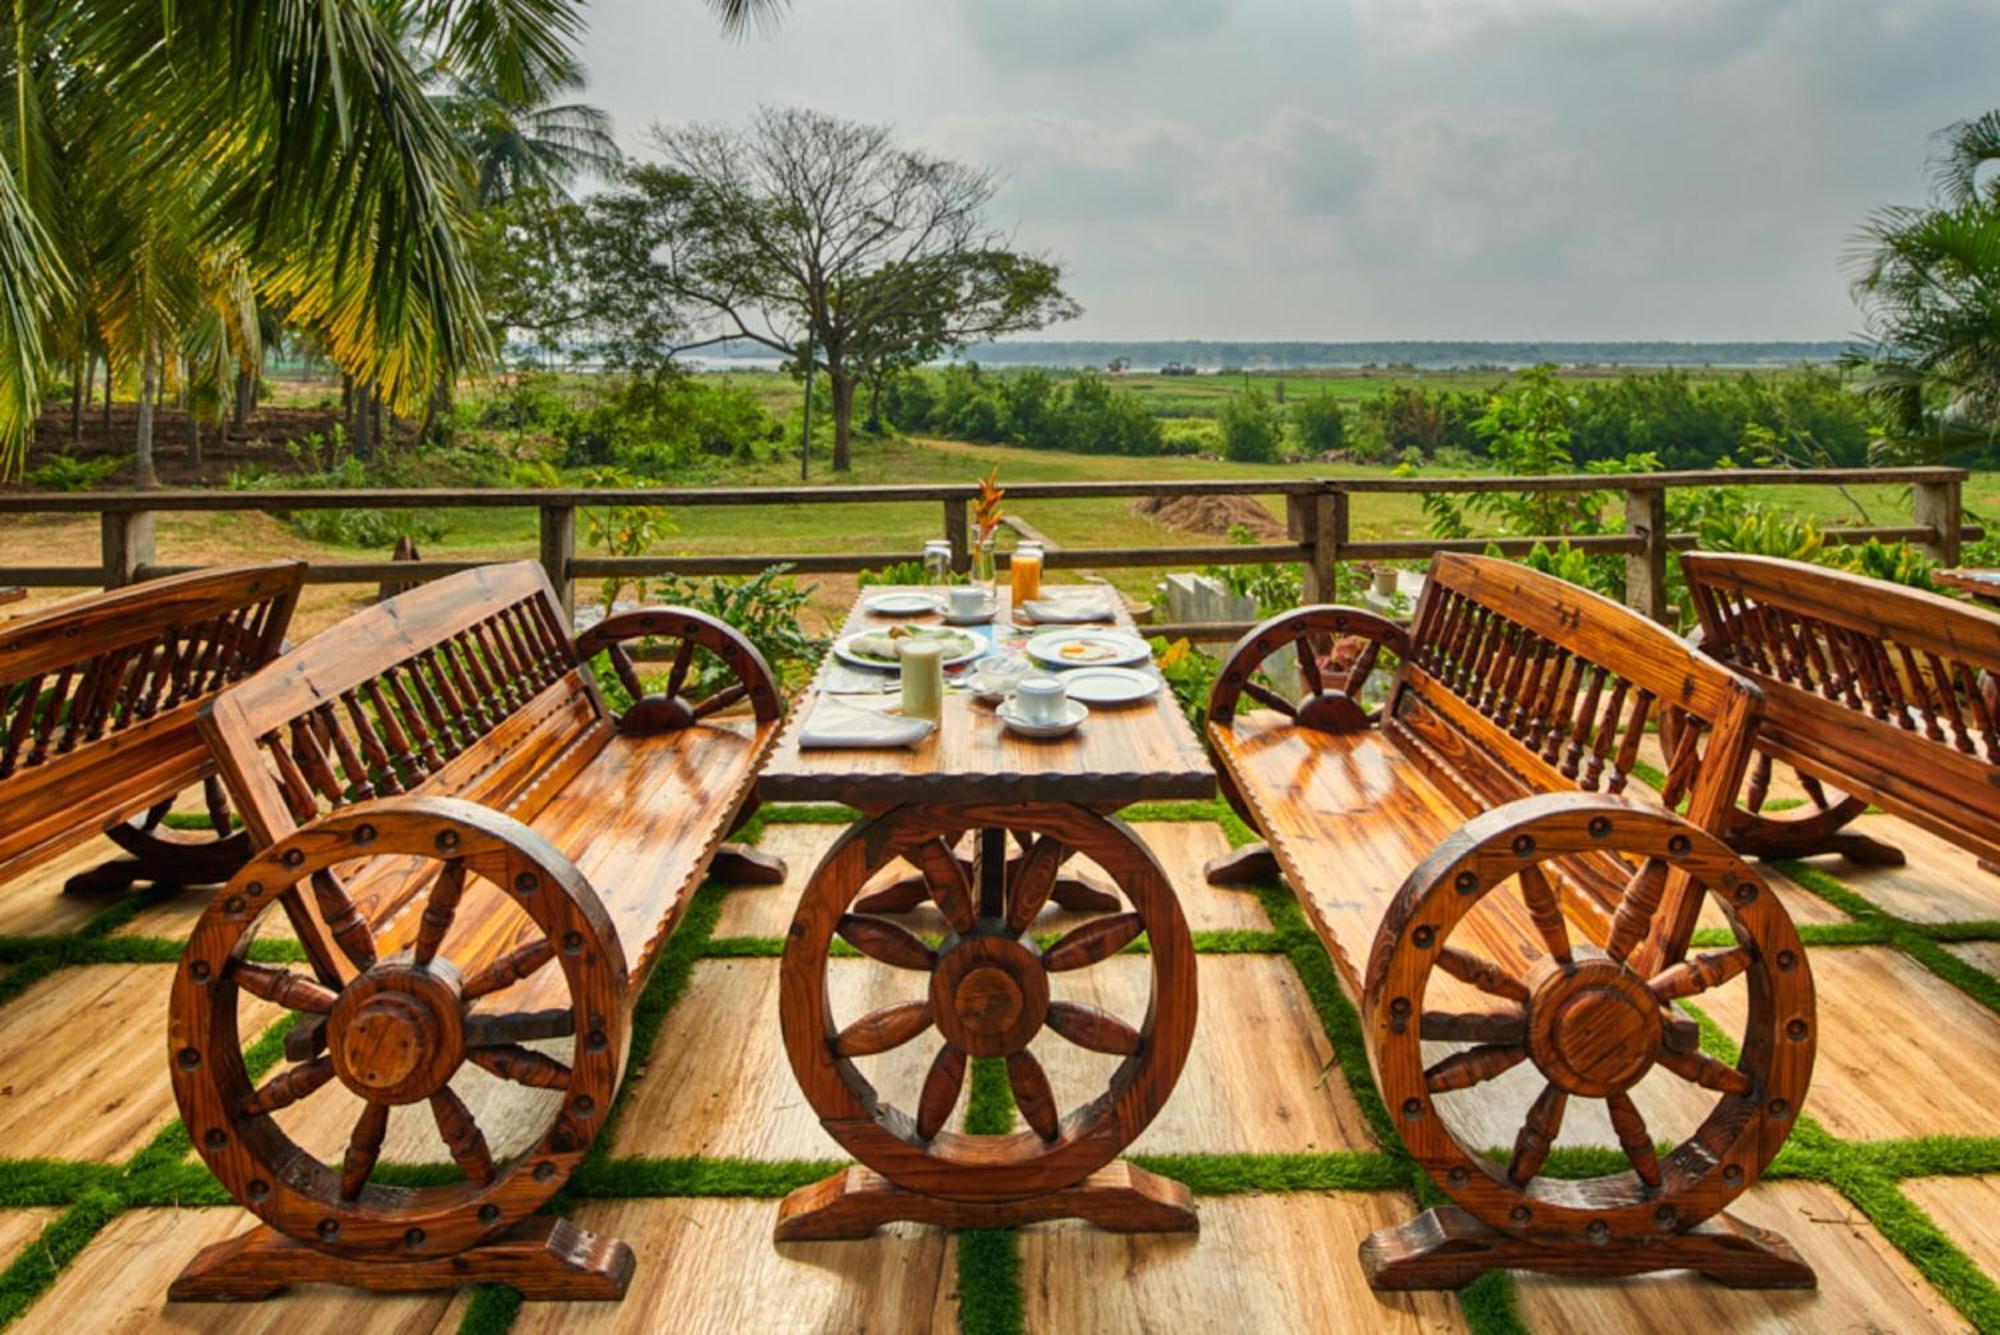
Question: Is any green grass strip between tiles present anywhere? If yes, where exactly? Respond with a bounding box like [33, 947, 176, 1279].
[956, 1056, 1025, 1335]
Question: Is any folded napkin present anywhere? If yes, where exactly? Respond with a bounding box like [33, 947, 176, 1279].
[1019, 594, 1114, 624]
[798, 695, 936, 749]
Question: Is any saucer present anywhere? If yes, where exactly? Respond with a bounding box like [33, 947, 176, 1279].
[941, 599, 1000, 625]
[996, 697, 1088, 738]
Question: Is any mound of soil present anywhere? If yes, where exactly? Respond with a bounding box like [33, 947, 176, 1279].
[1132, 492, 1284, 540]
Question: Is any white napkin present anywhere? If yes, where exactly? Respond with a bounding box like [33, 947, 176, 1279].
[1019, 594, 1113, 624]
[798, 695, 936, 749]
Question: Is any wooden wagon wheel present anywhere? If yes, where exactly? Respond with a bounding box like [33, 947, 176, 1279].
[853, 825, 1119, 918]
[1365, 793, 1814, 1246]
[575, 607, 782, 737]
[170, 797, 628, 1260]
[781, 802, 1195, 1201]
[101, 775, 251, 887]
[1204, 606, 1410, 885]
[1659, 703, 1899, 868]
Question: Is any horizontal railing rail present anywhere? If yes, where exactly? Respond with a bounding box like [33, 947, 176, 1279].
[0, 467, 1975, 627]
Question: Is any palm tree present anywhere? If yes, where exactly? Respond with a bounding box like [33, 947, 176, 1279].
[1847, 112, 2000, 460]
[0, 0, 786, 481]
[443, 56, 623, 207]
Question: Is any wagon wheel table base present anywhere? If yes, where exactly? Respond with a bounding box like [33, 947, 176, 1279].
[760, 590, 1215, 1240]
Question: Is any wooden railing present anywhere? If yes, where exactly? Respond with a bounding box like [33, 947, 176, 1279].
[0, 468, 1975, 631]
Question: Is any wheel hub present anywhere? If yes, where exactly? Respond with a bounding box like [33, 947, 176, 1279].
[930, 932, 1048, 1058]
[326, 961, 465, 1104]
[1526, 958, 1660, 1096]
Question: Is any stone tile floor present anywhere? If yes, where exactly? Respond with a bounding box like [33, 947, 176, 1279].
[0, 801, 1996, 1332]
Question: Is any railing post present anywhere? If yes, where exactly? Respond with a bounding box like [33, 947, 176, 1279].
[1914, 475, 1963, 567]
[1623, 486, 1668, 624]
[1288, 486, 1345, 605]
[944, 496, 970, 574]
[100, 509, 156, 588]
[539, 503, 576, 623]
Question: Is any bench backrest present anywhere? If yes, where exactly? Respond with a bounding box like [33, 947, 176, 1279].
[201, 561, 609, 853]
[0, 564, 303, 883]
[1390, 554, 1763, 939]
[1682, 552, 2000, 861]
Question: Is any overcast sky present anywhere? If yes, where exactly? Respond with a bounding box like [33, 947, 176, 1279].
[575, 0, 1999, 342]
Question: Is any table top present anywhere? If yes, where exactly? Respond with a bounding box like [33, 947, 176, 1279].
[1936, 568, 2000, 605]
[758, 585, 1215, 807]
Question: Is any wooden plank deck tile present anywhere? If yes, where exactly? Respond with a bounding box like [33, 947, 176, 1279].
[1696, 863, 1850, 932]
[0, 836, 138, 936]
[607, 958, 960, 1160]
[1945, 942, 2000, 978]
[1902, 1175, 2000, 1283]
[1700, 946, 2000, 1140]
[1039, 954, 1376, 1155]
[512, 1198, 955, 1334]
[14, 1208, 465, 1334]
[713, 821, 1270, 938]
[1018, 1192, 1464, 1333]
[0, 1210, 62, 1270]
[1797, 814, 2000, 924]
[1513, 1182, 1962, 1332]
[0, 966, 278, 1162]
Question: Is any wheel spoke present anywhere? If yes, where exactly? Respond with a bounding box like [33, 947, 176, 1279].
[1346, 638, 1384, 694]
[1435, 946, 1531, 1004]
[1649, 947, 1754, 1004]
[1242, 680, 1297, 718]
[1041, 912, 1144, 972]
[228, 960, 338, 1014]
[1656, 1044, 1754, 1096]
[1424, 1043, 1527, 1094]
[693, 682, 750, 719]
[833, 1000, 935, 1057]
[461, 937, 556, 1001]
[1605, 1091, 1662, 1189]
[1045, 1000, 1142, 1056]
[1297, 641, 1326, 696]
[1420, 1008, 1526, 1044]
[1006, 1050, 1060, 1141]
[241, 1055, 335, 1118]
[666, 636, 698, 698]
[916, 1044, 967, 1141]
[339, 1101, 390, 1201]
[1516, 863, 1572, 965]
[309, 868, 378, 972]
[1800, 773, 1831, 810]
[1605, 857, 1669, 964]
[911, 838, 976, 934]
[141, 797, 172, 832]
[1506, 1082, 1567, 1186]
[1004, 836, 1067, 935]
[413, 857, 467, 968]
[836, 914, 937, 971]
[467, 1044, 573, 1090]
[430, 1087, 496, 1187]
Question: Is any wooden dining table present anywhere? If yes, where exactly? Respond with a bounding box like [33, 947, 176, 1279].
[759, 586, 1214, 1242]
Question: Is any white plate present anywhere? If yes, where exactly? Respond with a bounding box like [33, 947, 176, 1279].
[1025, 628, 1152, 670]
[1061, 666, 1161, 706]
[997, 697, 1089, 737]
[861, 591, 943, 616]
[834, 628, 985, 672]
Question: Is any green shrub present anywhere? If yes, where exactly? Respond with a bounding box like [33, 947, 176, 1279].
[25, 455, 122, 490]
[643, 565, 827, 690]
[1216, 388, 1281, 463]
[286, 508, 449, 548]
[1290, 391, 1347, 456]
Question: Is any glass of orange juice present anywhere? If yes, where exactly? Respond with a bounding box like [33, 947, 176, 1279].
[1010, 542, 1043, 607]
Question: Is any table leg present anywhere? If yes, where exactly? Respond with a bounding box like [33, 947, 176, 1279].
[777, 801, 1198, 1239]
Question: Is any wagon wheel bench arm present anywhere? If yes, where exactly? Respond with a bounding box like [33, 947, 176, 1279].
[574, 606, 785, 735]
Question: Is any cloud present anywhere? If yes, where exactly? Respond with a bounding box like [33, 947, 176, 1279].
[950, 0, 1236, 70]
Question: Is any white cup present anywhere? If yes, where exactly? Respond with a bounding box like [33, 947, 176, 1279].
[1014, 674, 1067, 726]
[947, 585, 987, 618]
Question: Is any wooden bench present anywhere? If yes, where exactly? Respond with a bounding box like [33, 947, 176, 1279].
[1204, 553, 1817, 1290]
[0, 564, 303, 895]
[1680, 552, 2000, 871]
[165, 561, 787, 1301]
